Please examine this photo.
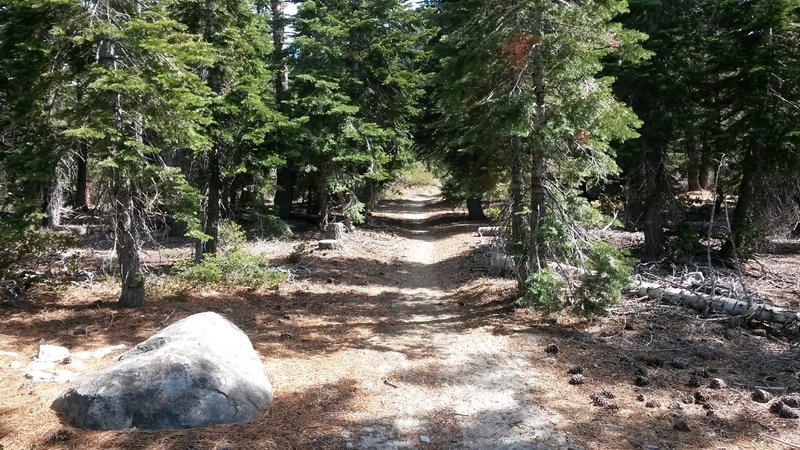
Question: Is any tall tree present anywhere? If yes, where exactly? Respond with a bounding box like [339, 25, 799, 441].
[69, 0, 212, 306]
[289, 0, 428, 226]
[427, 0, 647, 299]
[170, 0, 284, 258]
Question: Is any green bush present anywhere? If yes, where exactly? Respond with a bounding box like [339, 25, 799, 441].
[516, 266, 564, 314]
[217, 219, 247, 252]
[574, 242, 634, 316]
[177, 249, 285, 289]
[0, 218, 71, 287]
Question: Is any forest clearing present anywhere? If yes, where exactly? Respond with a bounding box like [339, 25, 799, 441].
[1, 186, 799, 449]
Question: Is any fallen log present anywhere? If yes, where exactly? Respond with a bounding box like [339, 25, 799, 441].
[632, 281, 800, 325]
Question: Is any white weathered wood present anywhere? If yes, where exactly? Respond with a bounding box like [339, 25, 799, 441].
[325, 222, 346, 240]
[631, 281, 800, 325]
[317, 239, 343, 250]
[478, 226, 504, 237]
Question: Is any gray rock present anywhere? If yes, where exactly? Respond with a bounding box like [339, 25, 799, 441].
[52, 312, 272, 430]
[26, 369, 76, 383]
[37, 345, 70, 362]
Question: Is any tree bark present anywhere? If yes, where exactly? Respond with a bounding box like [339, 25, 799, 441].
[271, 0, 294, 219]
[699, 148, 715, 191]
[466, 196, 486, 220]
[73, 85, 90, 210]
[643, 149, 669, 258]
[115, 175, 144, 308]
[722, 150, 758, 257]
[687, 137, 701, 192]
[74, 144, 89, 210]
[633, 281, 799, 325]
[199, 148, 221, 256]
[44, 160, 63, 227]
[510, 136, 526, 290]
[99, 35, 145, 307]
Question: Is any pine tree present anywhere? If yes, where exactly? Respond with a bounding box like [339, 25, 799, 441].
[426, 0, 647, 312]
[289, 0, 428, 226]
[170, 0, 285, 258]
[68, 0, 213, 306]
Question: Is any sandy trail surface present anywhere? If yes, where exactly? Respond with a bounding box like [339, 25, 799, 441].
[317, 190, 570, 449]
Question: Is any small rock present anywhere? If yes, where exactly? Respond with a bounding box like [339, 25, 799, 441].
[282, 314, 293, 320]
[37, 345, 70, 363]
[568, 365, 583, 375]
[420, 435, 431, 443]
[569, 374, 585, 385]
[709, 378, 726, 389]
[750, 389, 772, 403]
[545, 344, 559, 354]
[687, 376, 701, 388]
[280, 333, 293, 340]
[326, 278, 335, 284]
[770, 402, 800, 419]
[634, 375, 650, 387]
[682, 395, 694, 404]
[695, 367, 710, 378]
[671, 357, 689, 370]
[345, 443, 354, 450]
[26, 369, 76, 383]
[636, 393, 646, 402]
[645, 400, 661, 408]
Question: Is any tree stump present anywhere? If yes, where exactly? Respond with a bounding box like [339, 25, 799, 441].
[318, 239, 343, 250]
[326, 222, 346, 240]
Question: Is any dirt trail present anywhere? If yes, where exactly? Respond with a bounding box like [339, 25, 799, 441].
[333, 190, 571, 449]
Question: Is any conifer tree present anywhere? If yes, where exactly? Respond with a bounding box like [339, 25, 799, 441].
[170, 0, 285, 258]
[68, 0, 213, 306]
[289, 0, 428, 225]
[426, 0, 648, 312]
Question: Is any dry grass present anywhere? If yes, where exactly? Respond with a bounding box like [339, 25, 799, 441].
[1, 188, 799, 449]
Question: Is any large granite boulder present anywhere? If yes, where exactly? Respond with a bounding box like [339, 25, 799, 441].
[52, 312, 272, 430]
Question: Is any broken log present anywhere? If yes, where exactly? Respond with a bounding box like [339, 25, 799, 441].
[632, 281, 800, 325]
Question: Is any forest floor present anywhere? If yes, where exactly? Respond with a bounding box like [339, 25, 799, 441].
[1, 186, 799, 450]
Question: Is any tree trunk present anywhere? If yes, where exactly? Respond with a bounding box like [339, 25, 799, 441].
[326, 222, 345, 240]
[201, 148, 222, 256]
[510, 136, 526, 290]
[687, 137, 701, 192]
[74, 85, 89, 210]
[116, 176, 144, 308]
[74, 144, 89, 210]
[699, 148, 715, 191]
[633, 281, 799, 325]
[528, 33, 547, 275]
[99, 35, 145, 307]
[44, 160, 63, 227]
[722, 150, 758, 257]
[528, 149, 546, 273]
[466, 196, 486, 220]
[271, 0, 294, 220]
[643, 149, 669, 258]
